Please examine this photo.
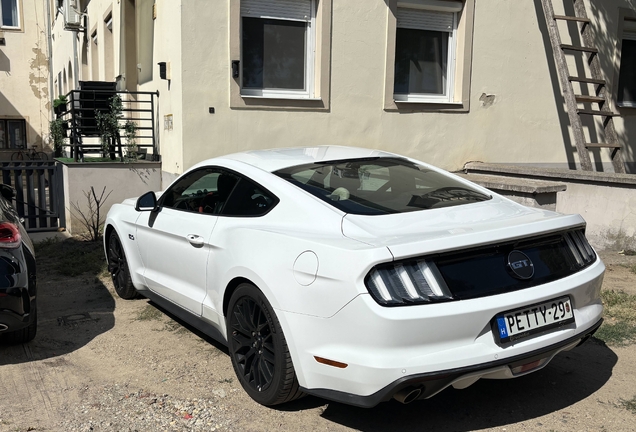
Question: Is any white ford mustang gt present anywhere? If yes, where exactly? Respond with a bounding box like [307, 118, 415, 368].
[104, 146, 604, 407]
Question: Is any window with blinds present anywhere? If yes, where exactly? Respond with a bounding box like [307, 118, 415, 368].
[393, 1, 462, 103]
[240, 0, 316, 98]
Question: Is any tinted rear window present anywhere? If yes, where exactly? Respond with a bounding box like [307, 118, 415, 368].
[275, 157, 491, 215]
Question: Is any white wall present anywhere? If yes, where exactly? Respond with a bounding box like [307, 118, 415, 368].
[62, 161, 161, 235]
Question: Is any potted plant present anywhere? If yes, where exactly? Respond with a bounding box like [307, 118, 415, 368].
[53, 95, 68, 117]
[49, 118, 66, 157]
[95, 95, 124, 160]
[124, 119, 138, 161]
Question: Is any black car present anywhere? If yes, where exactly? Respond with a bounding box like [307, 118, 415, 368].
[0, 184, 36, 344]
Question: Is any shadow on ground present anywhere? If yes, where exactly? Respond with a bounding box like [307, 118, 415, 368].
[290, 340, 616, 431]
[160, 287, 617, 432]
[0, 238, 115, 366]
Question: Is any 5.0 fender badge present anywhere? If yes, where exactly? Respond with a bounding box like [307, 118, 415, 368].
[507, 250, 534, 279]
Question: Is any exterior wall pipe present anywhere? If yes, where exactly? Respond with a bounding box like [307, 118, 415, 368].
[45, 1, 55, 120]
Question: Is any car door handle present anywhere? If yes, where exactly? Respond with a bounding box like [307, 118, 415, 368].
[186, 234, 205, 247]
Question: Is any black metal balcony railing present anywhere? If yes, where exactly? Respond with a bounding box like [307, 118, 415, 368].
[56, 82, 159, 162]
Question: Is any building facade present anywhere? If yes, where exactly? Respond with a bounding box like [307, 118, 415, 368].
[0, 0, 50, 159]
[49, 0, 636, 185]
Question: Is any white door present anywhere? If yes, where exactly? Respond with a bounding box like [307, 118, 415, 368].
[136, 168, 239, 315]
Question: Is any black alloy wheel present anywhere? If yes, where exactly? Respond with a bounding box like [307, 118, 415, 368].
[108, 231, 137, 299]
[227, 283, 303, 405]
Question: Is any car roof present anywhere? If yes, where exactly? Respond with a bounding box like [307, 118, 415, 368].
[214, 146, 398, 173]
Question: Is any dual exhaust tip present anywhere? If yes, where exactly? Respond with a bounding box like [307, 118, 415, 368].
[393, 386, 422, 404]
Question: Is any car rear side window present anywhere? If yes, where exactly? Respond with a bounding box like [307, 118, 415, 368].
[275, 157, 491, 215]
[222, 178, 278, 217]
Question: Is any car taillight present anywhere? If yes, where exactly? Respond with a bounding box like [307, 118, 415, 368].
[365, 260, 452, 306]
[0, 222, 21, 248]
[564, 230, 595, 267]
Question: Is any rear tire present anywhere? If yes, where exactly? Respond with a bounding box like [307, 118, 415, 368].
[227, 283, 304, 406]
[32, 152, 48, 161]
[3, 308, 37, 344]
[107, 231, 138, 299]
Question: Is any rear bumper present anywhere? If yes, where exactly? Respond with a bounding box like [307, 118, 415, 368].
[301, 318, 602, 407]
[278, 257, 605, 406]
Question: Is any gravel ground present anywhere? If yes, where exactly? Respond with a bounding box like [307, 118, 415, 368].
[59, 386, 233, 431]
[0, 239, 635, 432]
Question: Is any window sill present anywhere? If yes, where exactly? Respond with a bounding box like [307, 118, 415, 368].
[385, 99, 469, 112]
[394, 100, 464, 105]
[241, 95, 322, 101]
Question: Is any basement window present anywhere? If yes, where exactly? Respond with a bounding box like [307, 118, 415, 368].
[618, 19, 636, 108]
[0, 119, 27, 149]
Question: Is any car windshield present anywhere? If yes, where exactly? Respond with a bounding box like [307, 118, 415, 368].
[275, 157, 492, 215]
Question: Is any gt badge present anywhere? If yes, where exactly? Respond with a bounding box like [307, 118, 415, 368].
[507, 250, 534, 280]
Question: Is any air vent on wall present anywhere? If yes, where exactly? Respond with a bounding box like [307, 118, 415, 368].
[63, 0, 82, 30]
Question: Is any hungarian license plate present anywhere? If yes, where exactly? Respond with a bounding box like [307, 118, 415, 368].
[493, 296, 575, 343]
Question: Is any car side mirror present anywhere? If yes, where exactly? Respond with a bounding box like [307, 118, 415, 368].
[135, 191, 158, 212]
[0, 184, 16, 201]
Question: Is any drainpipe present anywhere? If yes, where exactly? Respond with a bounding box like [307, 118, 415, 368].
[72, 30, 80, 89]
[117, 1, 126, 91]
[45, 2, 54, 121]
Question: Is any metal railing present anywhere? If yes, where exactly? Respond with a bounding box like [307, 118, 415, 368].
[56, 88, 159, 162]
[2, 161, 63, 232]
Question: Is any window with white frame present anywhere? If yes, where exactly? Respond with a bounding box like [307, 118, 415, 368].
[91, 30, 99, 80]
[240, 0, 316, 98]
[1, 0, 20, 29]
[618, 19, 636, 107]
[393, 0, 463, 103]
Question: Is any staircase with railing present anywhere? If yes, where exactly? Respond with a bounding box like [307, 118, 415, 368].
[56, 82, 160, 162]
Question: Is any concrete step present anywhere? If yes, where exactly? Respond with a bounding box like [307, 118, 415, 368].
[463, 162, 636, 185]
[457, 172, 567, 211]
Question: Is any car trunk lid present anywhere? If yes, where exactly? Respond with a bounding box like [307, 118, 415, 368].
[341, 197, 586, 259]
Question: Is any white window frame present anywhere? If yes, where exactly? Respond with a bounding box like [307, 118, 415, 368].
[0, 0, 21, 30]
[393, 3, 460, 104]
[617, 19, 636, 108]
[240, 0, 316, 100]
[105, 14, 113, 32]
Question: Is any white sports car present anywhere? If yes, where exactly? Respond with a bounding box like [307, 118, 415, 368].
[104, 146, 604, 407]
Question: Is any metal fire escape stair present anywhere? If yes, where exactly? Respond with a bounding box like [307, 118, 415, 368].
[540, 0, 626, 173]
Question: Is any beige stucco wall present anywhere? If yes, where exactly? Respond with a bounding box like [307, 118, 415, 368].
[555, 181, 636, 250]
[51, 6, 76, 95]
[50, 0, 123, 93]
[140, 0, 184, 184]
[49, 0, 636, 184]
[173, 0, 636, 180]
[0, 0, 50, 156]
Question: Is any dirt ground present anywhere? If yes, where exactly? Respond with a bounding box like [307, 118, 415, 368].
[0, 240, 635, 432]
